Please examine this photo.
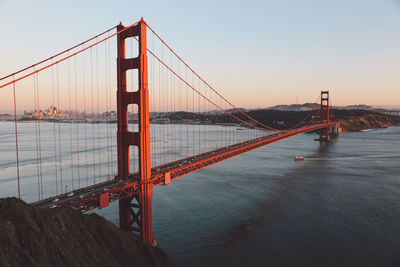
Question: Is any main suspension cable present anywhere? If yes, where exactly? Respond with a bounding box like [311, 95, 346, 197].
[0, 25, 117, 81]
[147, 47, 318, 133]
[146, 22, 284, 132]
[0, 20, 141, 89]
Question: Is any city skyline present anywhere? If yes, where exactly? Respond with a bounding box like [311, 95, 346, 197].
[1, 0, 400, 110]
[1, 3, 400, 265]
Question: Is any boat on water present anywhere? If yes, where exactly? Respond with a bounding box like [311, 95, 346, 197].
[295, 156, 305, 161]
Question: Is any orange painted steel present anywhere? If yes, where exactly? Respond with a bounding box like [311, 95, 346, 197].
[99, 193, 109, 209]
[319, 91, 330, 141]
[116, 19, 154, 244]
[21, 20, 337, 248]
[153, 123, 336, 184]
[33, 122, 336, 214]
[0, 20, 141, 89]
[0, 26, 116, 82]
[164, 172, 171, 185]
[146, 23, 282, 132]
[146, 48, 278, 132]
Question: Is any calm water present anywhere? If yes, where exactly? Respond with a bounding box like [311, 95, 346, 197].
[98, 127, 400, 266]
[1, 122, 399, 266]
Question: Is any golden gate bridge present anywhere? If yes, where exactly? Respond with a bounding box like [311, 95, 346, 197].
[0, 18, 337, 245]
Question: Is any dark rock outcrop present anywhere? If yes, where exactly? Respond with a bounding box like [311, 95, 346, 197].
[0, 198, 178, 267]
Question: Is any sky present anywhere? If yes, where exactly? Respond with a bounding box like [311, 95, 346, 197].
[1, 0, 400, 109]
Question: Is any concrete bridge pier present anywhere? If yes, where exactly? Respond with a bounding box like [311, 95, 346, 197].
[316, 122, 341, 142]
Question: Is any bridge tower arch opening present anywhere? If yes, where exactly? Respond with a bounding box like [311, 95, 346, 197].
[116, 19, 154, 244]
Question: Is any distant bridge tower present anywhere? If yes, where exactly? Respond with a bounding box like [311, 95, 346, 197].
[319, 90, 330, 142]
[116, 19, 154, 244]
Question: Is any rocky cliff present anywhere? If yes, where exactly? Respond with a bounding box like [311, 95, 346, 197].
[0, 198, 178, 267]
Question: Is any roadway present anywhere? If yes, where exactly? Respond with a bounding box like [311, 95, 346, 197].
[32, 122, 336, 212]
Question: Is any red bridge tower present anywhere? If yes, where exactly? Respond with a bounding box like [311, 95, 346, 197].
[319, 90, 330, 142]
[116, 19, 154, 244]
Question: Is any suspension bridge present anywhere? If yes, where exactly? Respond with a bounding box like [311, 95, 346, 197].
[0, 18, 337, 245]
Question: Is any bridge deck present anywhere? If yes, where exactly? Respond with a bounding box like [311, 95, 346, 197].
[33, 123, 336, 212]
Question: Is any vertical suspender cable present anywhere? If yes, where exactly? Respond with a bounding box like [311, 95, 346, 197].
[56, 65, 63, 194]
[198, 79, 200, 154]
[186, 67, 188, 159]
[162, 46, 165, 164]
[151, 33, 155, 167]
[90, 48, 96, 184]
[74, 56, 81, 188]
[178, 59, 182, 160]
[82, 46, 89, 186]
[192, 72, 195, 156]
[51, 63, 58, 196]
[34, 72, 40, 200]
[68, 56, 74, 191]
[36, 73, 43, 200]
[12, 76, 21, 199]
[108, 35, 114, 176]
[96, 43, 102, 181]
[170, 53, 173, 162]
[158, 56, 162, 166]
[171, 54, 174, 161]
[166, 50, 169, 163]
[104, 40, 110, 180]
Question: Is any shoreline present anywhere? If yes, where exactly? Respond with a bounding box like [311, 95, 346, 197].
[1, 119, 399, 133]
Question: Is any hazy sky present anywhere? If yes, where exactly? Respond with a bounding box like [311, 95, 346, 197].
[1, 0, 399, 108]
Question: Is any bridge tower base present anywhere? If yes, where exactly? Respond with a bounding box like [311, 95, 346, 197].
[116, 19, 154, 244]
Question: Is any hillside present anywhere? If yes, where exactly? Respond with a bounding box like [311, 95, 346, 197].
[156, 108, 400, 132]
[0, 198, 178, 267]
[332, 109, 400, 132]
[239, 108, 400, 132]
